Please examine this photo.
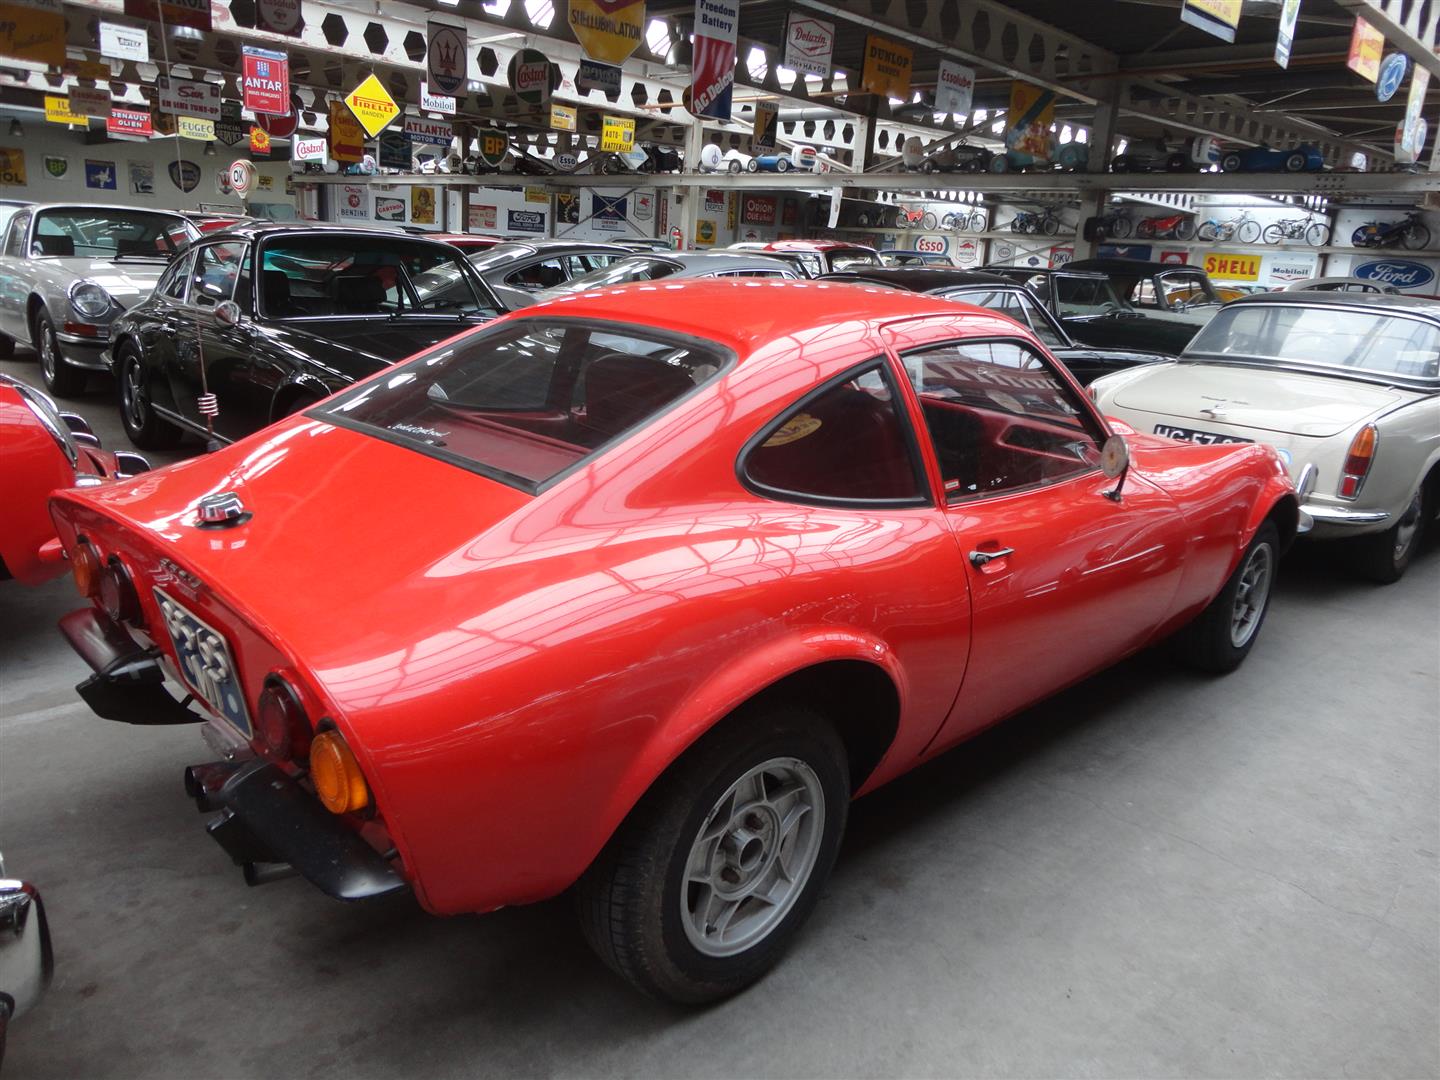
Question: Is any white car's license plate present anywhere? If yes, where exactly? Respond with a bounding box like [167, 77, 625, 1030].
[1154, 424, 1253, 446]
[154, 587, 251, 737]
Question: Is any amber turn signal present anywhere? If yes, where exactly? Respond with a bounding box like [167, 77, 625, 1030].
[71, 541, 101, 599]
[1339, 424, 1378, 499]
[309, 729, 369, 815]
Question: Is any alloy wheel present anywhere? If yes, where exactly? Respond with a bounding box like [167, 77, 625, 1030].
[680, 757, 825, 958]
[1230, 542, 1274, 648]
[1393, 489, 1424, 563]
[38, 322, 58, 382]
[122, 357, 148, 431]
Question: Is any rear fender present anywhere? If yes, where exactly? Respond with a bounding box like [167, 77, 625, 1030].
[1235, 452, 1300, 565]
[591, 627, 907, 857]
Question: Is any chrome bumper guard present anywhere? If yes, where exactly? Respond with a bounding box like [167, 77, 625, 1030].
[1301, 503, 1391, 527]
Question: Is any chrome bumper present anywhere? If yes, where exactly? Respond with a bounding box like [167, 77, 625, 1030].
[1301, 503, 1390, 527]
[0, 878, 53, 1028]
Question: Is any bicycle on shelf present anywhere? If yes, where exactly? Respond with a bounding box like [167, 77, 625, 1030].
[1093, 210, 1134, 239]
[1009, 207, 1062, 236]
[1351, 212, 1431, 250]
[1262, 217, 1331, 247]
[1197, 210, 1262, 244]
[1135, 212, 1196, 240]
[941, 207, 988, 232]
[897, 206, 939, 231]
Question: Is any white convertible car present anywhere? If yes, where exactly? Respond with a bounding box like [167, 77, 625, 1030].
[1091, 292, 1440, 582]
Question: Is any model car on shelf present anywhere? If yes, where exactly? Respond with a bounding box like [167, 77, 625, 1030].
[106, 223, 503, 450]
[1110, 135, 1221, 173]
[747, 148, 813, 173]
[0, 851, 52, 1068]
[1, 373, 149, 587]
[817, 266, 1172, 384]
[1068, 258, 1225, 337]
[984, 265, 1200, 355]
[0, 204, 199, 396]
[725, 239, 880, 276]
[466, 240, 631, 309]
[697, 144, 749, 174]
[538, 252, 802, 297]
[1091, 292, 1439, 581]
[1281, 277, 1398, 294]
[52, 279, 1296, 1005]
[1220, 143, 1325, 173]
[920, 143, 995, 173]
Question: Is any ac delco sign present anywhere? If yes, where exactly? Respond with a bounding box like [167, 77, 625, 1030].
[740, 195, 777, 225]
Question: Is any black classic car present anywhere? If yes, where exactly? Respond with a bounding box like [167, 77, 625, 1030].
[106, 223, 501, 449]
[818, 266, 1169, 384]
[983, 264, 1199, 354]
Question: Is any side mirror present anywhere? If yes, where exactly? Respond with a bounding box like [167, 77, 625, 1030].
[1101, 434, 1130, 501]
[214, 300, 242, 327]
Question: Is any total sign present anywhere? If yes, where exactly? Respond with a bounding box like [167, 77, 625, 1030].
[915, 235, 950, 256]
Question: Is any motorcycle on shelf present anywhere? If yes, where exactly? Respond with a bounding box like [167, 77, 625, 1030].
[1135, 213, 1196, 240]
[1197, 211, 1262, 244]
[1263, 217, 1331, 247]
[897, 206, 939, 231]
[1351, 213, 1432, 251]
[941, 208, 988, 232]
[1008, 207, 1062, 235]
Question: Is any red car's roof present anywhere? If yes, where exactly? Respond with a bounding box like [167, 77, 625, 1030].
[763, 240, 878, 253]
[521, 278, 1009, 358]
[429, 233, 505, 246]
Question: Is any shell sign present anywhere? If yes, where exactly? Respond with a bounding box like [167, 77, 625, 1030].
[1203, 251, 1261, 282]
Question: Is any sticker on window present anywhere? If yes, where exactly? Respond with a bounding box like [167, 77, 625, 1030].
[764, 413, 822, 446]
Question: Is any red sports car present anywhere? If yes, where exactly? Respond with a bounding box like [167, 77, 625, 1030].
[1, 373, 148, 586]
[50, 281, 1297, 1003]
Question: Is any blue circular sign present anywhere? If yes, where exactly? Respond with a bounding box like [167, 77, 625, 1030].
[1377, 52, 1409, 102]
[1354, 258, 1434, 289]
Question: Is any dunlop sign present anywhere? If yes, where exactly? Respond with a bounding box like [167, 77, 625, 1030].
[860, 34, 912, 98]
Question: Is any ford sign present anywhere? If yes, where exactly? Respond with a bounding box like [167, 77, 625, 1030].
[1354, 259, 1435, 289]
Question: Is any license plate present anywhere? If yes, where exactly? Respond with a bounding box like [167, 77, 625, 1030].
[153, 587, 251, 737]
[1154, 424, 1253, 446]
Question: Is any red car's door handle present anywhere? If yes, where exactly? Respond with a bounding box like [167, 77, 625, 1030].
[969, 547, 1014, 568]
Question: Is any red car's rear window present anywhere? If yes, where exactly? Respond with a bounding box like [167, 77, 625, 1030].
[320, 319, 730, 492]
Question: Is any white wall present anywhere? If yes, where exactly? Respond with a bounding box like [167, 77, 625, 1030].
[0, 121, 295, 216]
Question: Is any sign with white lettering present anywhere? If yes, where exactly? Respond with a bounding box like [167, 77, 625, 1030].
[99, 21, 148, 62]
[577, 58, 622, 96]
[402, 115, 453, 147]
[242, 46, 289, 116]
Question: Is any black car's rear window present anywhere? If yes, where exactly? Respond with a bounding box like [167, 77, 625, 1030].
[320, 319, 730, 492]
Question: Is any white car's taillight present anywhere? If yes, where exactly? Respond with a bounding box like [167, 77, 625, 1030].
[1338, 424, 1378, 499]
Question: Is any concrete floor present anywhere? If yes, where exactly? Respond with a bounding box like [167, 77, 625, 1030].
[2, 352, 1438, 1079]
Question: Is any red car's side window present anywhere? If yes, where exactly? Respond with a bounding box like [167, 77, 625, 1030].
[899, 339, 1102, 500]
[742, 362, 928, 506]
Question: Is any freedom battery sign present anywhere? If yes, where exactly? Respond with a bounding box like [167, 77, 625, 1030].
[691, 0, 738, 121]
[242, 47, 290, 116]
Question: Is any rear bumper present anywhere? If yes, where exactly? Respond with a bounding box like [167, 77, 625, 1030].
[1302, 502, 1390, 538]
[184, 760, 409, 903]
[57, 607, 202, 726]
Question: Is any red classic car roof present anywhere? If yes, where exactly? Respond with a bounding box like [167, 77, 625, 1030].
[523, 278, 1007, 358]
[763, 240, 878, 253]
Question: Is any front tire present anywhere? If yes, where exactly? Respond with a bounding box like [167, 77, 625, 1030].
[1136, 218, 1156, 239]
[1402, 223, 1431, 250]
[1221, 152, 1243, 172]
[1352, 485, 1428, 584]
[1237, 220, 1262, 244]
[0, 332, 13, 358]
[1110, 217, 1133, 239]
[1263, 224, 1285, 245]
[33, 309, 86, 397]
[1172, 523, 1279, 673]
[117, 344, 182, 450]
[576, 706, 849, 1004]
[1174, 218, 1197, 241]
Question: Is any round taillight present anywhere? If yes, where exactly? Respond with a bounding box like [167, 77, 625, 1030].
[309, 729, 369, 815]
[99, 557, 141, 624]
[72, 540, 102, 599]
[256, 676, 310, 760]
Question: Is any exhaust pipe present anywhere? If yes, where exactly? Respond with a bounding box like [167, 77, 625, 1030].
[243, 862, 298, 887]
[184, 761, 242, 812]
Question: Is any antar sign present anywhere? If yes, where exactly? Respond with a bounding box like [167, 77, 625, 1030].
[241, 47, 290, 115]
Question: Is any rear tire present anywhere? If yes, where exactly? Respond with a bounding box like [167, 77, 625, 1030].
[117, 343, 182, 450]
[1237, 220, 1261, 244]
[1174, 219, 1197, 241]
[1352, 486, 1428, 584]
[575, 705, 849, 1005]
[1402, 223, 1431, 250]
[32, 309, 87, 398]
[921, 211, 937, 232]
[1171, 523, 1279, 673]
[1284, 152, 1307, 173]
[1221, 152, 1243, 172]
[1305, 223, 1330, 247]
[1110, 217, 1132, 239]
[0, 333, 13, 358]
[1136, 219, 1156, 239]
[1263, 224, 1285, 245]
[1042, 215, 1060, 236]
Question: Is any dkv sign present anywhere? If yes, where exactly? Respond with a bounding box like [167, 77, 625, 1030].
[1354, 259, 1435, 290]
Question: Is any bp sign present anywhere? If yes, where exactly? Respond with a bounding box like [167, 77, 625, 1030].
[476, 128, 509, 168]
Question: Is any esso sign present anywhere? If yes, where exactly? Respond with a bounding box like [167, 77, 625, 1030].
[228, 159, 257, 197]
[915, 235, 949, 254]
[556, 153, 578, 171]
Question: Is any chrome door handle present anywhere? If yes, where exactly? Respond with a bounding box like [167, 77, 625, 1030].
[969, 547, 1014, 568]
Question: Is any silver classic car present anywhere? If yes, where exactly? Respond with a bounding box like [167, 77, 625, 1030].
[1091, 292, 1440, 582]
[0, 204, 197, 396]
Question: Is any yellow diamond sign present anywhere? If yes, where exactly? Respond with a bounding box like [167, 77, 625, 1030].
[344, 74, 400, 138]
